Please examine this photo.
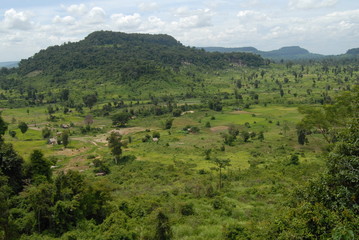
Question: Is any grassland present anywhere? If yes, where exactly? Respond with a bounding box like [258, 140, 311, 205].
[1, 62, 357, 239]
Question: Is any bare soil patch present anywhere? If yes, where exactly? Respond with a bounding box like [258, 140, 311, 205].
[230, 110, 252, 114]
[210, 126, 229, 132]
[110, 127, 146, 135]
[54, 146, 88, 157]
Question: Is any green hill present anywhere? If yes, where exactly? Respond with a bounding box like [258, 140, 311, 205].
[346, 48, 359, 55]
[18, 31, 264, 80]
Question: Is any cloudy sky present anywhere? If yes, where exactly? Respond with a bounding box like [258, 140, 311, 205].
[0, 0, 358, 61]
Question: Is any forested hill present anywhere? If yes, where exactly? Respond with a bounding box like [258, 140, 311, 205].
[18, 31, 264, 78]
[201, 46, 324, 61]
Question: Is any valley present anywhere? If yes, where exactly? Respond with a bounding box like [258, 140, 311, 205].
[0, 31, 358, 240]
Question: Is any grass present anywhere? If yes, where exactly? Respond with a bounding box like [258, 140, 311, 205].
[1, 62, 356, 239]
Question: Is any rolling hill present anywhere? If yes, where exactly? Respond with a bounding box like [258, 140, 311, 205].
[201, 46, 324, 61]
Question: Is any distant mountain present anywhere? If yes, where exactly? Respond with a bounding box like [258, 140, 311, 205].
[201, 47, 260, 54]
[201, 46, 324, 61]
[346, 48, 359, 55]
[0, 61, 19, 68]
[18, 31, 264, 80]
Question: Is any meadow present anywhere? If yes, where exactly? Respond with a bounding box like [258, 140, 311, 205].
[0, 59, 358, 240]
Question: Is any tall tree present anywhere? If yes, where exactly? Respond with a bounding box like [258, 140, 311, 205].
[212, 158, 231, 190]
[29, 150, 52, 183]
[83, 94, 98, 109]
[107, 132, 123, 164]
[61, 131, 70, 148]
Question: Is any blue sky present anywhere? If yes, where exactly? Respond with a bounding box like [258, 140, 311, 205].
[0, 0, 358, 61]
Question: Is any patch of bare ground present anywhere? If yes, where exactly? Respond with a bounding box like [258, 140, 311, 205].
[62, 156, 89, 173]
[230, 110, 252, 114]
[210, 126, 229, 132]
[110, 127, 146, 135]
[54, 147, 90, 172]
[54, 146, 88, 157]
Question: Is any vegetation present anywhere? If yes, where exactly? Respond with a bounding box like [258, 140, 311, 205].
[0, 31, 358, 239]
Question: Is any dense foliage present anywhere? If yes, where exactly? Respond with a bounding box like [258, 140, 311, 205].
[18, 31, 265, 78]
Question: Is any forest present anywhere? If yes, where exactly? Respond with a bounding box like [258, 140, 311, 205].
[0, 31, 358, 240]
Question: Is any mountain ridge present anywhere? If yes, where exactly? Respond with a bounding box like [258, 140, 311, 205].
[200, 46, 324, 61]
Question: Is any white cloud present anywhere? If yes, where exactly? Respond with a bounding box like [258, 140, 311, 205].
[172, 8, 213, 29]
[3, 8, 33, 30]
[139, 16, 165, 32]
[289, 0, 338, 9]
[237, 10, 269, 21]
[53, 15, 76, 25]
[139, 2, 159, 12]
[86, 7, 106, 24]
[66, 4, 88, 16]
[111, 13, 142, 30]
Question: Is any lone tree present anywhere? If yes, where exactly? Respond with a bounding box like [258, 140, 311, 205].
[107, 132, 123, 164]
[84, 115, 94, 126]
[18, 122, 28, 134]
[212, 158, 231, 190]
[164, 118, 174, 130]
[42, 127, 51, 139]
[82, 94, 97, 109]
[61, 131, 70, 148]
[111, 112, 131, 127]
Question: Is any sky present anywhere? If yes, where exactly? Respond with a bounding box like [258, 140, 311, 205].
[0, 0, 358, 61]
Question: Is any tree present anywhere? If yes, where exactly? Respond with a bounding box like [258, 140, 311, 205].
[111, 112, 131, 127]
[107, 132, 122, 164]
[297, 86, 359, 144]
[29, 150, 52, 182]
[296, 123, 308, 145]
[59, 89, 70, 101]
[0, 142, 24, 192]
[41, 127, 51, 139]
[208, 97, 222, 111]
[164, 118, 174, 130]
[18, 122, 28, 134]
[258, 131, 264, 142]
[61, 131, 70, 148]
[241, 130, 250, 142]
[8, 130, 16, 138]
[280, 89, 284, 97]
[152, 131, 160, 139]
[155, 210, 172, 240]
[212, 158, 231, 190]
[21, 182, 55, 233]
[82, 94, 97, 109]
[84, 115, 94, 126]
[0, 175, 14, 240]
[0, 115, 8, 138]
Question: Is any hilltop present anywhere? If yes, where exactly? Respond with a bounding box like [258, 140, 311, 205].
[18, 31, 264, 79]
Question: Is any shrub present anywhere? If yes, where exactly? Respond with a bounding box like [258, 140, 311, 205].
[180, 203, 195, 216]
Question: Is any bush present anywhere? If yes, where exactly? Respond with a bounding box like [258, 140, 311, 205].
[9, 130, 16, 138]
[42, 127, 51, 138]
[164, 118, 174, 129]
[180, 203, 195, 216]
